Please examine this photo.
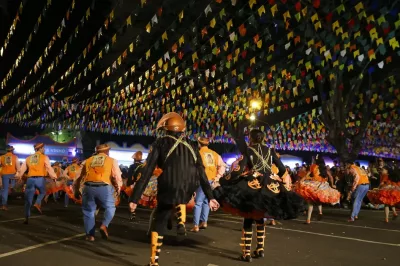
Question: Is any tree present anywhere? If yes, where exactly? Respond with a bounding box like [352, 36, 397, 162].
[317, 71, 376, 162]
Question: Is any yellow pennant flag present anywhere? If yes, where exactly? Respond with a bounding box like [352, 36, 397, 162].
[258, 5, 266, 16]
[162, 31, 168, 42]
[249, 0, 257, 9]
[179, 10, 184, 22]
[270, 4, 278, 17]
[210, 18, 216, 28]
[227, 19, 233, 31]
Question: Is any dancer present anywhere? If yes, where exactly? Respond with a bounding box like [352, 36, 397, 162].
[127, 151, 145, 187]
[346, 161, 370, 222]
[191, 137, 225, 232]
[367, 167, 400, 222]
[15, 143, 57, 224]
[129, 112, 219, 266]
[293, 155, 340, 224]
[127, 151, 145, 221]
[0, 145, 20, 210]
[74, 144, 122, 241]
[63, 158, 81, 207]
[44, 162, 63, 203]
[214, 127, 303, 262]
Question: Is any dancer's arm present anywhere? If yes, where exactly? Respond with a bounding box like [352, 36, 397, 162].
[271, 149, 292, 186]
[130, 144, 159, 204]
[44, 156, 57, 179]
[15, 161, 27, 179]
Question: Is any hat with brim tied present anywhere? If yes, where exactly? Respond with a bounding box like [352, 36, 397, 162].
[6, 146, 15, 152]
[34, 143, 44, 150]
[197, 137, 209, 146]
[96, 144, 110, 153]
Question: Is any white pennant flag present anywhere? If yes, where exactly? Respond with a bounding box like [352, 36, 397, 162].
[151, 15, 158, 25]
[204, 5, 212, 16]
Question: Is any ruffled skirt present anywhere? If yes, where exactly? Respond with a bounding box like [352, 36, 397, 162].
[367, 185, 400, 206]
[293, 180, 340, 204]
[64, 183, 120, 206]
[214, 179, 305, 220]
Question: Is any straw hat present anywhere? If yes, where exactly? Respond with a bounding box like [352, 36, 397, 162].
[6, 146, 14, 152]
[34, 143, 44, 150]
[95, 144, 111, 153]
[197, 137, 209, 146]
[156, 112, 186, 132]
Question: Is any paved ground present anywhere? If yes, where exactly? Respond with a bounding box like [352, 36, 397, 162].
[0, 197, 399, 266]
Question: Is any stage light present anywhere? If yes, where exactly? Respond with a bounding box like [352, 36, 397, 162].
[109, 150, 148, 163]
[9, 143, 35, 155]
[250, 99, 261, 110]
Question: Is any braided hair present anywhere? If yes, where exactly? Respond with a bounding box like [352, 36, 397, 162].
[388, 167, 400, 183]
[314, 155, 328, 179]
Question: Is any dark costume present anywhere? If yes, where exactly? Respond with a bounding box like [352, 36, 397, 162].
[214, 129, 304, 262]
[130, 112, 214, 266]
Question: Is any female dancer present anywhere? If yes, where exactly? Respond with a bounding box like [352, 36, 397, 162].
[293, 155, 340, 224]
[214, 127, 303, 262]
[367, 167, 400, 222]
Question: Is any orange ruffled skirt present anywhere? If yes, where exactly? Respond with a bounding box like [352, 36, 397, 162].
[35, 179, 65, 195]
[367, 184, 400, 206]
[293, 179, 340, 204]
[64, 183, 120, 206]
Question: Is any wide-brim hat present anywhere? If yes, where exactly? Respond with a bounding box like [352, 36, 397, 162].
[6, 145, 14, 152]
[34, 143, 44, 150]
[197, 137, 209, 146]
[156, 112, 186, 132]
[95, 144, 111, 153]
[72, 158, 79, 163]
[132, 151, 143, 161]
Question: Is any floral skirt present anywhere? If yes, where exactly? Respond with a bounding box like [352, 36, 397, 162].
[293, 180, 340, 204]
[367, 185, 400, 206]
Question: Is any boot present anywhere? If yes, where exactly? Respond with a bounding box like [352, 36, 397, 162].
[239, 229, 252, 262]
[175, 204, 187, 236]
[147, 209, 156, 236]
[149, 231, 163, 266]
[253, 223, 265, 258]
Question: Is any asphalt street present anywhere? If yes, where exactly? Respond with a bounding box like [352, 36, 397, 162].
[0, 197, 399, 266]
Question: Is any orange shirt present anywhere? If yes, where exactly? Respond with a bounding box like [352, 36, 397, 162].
[53, 165, 62, 178]
[17, 152, 57, 179]
[199, 147, 225, 181]
[350, 165, 369, 190]
[84, 153, 122, 188]
[65, 163, 81, 180]
[0, 152, 19, 175]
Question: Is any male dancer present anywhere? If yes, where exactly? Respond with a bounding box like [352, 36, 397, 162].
[74, 144, 122, 241]
[0, 145, 20, 210]
[15, 143, 57, 224]
[347, 161, 370, 222]
[127, 151, 145, 221]
[63, 158, 81, 207]
[191, 137, 225, 232]
[129, 112, 219, 266]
